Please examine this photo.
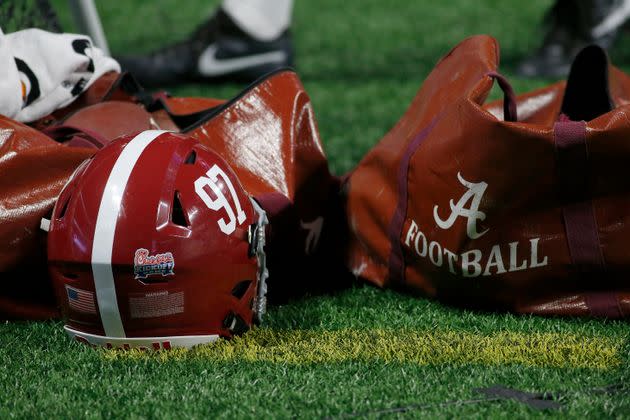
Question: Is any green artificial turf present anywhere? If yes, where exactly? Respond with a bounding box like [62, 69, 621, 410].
[1, 287, 628, 418]
[2, 0, 629, 418]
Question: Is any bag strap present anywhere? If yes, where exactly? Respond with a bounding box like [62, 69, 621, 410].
[553, 120, 621, 317]
[486, 71, 517, 122]
[386, 116, 441, 286]
[42, 124, 108, 149]
[115, 74, 222, 130]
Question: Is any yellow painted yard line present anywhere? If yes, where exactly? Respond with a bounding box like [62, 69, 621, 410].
[104, 328, 624, 369]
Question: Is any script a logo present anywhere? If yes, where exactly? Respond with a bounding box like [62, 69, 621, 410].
[433, 172, 489, 239]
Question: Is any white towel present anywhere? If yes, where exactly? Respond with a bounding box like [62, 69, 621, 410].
[0, 27, 119, 123]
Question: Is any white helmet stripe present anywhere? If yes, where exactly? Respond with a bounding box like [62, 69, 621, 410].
[92, 130, 167, 338]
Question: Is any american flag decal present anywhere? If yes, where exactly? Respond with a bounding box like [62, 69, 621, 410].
[66, 285, 96, 314]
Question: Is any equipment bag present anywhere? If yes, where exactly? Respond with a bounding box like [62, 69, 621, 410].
[344, 35, 629, 318]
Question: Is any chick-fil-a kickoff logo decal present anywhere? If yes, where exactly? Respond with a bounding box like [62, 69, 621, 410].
[134, 248, 175, 279]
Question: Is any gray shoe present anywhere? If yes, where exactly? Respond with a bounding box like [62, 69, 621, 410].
[517, 0, 630, 78]
[116, 9, 294, 87]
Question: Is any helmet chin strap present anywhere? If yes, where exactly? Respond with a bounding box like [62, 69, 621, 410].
[249, 197, 269, 323]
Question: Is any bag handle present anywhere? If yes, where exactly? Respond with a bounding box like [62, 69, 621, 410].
[42, 125, 109, 149]
[486, 71, 518, 122]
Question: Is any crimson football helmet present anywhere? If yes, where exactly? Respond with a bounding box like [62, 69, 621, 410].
[47, 130, 268, 349]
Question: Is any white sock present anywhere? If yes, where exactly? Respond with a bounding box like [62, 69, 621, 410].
[221, 0, 293, 41]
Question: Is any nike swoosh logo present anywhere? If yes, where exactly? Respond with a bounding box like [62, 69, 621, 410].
[197, 44, 287, 76]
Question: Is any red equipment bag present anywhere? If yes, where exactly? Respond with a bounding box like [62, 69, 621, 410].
[344, 35, 630, 318]
[0, 117, 93, 319]
[0, 70, 343, 319]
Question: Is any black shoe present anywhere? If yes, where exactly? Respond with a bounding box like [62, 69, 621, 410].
[516, 0, 630, 78]
[116, 8, 294, 87]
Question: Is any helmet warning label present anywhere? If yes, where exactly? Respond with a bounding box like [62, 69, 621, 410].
[129, 290, 184, 319]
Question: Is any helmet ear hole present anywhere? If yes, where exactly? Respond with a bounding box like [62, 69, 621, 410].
[56, 196, 71, 220]
[184, 150, 197, 164]
[231, 280, 252, 299]
[223, 312, 250, 335]
[171, 191, 189, 227]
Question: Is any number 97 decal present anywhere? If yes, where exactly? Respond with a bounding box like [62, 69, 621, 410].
[194, 164, 246, 235]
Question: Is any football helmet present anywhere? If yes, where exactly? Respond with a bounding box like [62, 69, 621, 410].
[47, 130, 268, 349]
